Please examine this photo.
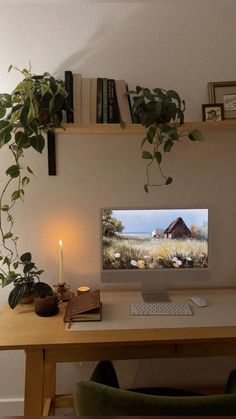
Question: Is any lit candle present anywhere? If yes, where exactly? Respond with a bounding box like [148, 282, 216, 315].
[77, 286, 90, 295]
[59, 240, 64, 285]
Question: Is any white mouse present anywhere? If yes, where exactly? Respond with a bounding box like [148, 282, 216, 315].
[189, 296, 208, 307]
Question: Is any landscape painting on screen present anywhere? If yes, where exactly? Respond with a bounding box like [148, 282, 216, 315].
[102, 209, 208, 270]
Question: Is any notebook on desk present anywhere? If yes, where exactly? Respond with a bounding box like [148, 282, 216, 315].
[64, 289, 102, 323]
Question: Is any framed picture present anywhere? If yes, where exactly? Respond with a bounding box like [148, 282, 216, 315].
[208, 81, 236, 119]
[202, 103, 224, 122]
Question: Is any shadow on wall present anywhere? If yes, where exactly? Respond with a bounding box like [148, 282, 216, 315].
[55, 1, 211, 108]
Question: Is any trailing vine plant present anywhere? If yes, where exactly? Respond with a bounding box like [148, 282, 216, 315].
[129, 86, 204, 192]
[0, 65, 68, 308]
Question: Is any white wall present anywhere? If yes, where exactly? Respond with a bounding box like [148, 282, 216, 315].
[0, 0, 236, 414]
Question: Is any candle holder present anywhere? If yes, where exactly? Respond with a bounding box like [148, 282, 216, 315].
[53, 282, 74, 302]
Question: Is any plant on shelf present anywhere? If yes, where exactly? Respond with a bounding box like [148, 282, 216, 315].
[0, 65, 68, 308]
[128, 86, 204, 192]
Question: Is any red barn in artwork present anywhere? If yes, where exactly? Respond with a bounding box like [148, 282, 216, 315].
[164, 217, 192, 239]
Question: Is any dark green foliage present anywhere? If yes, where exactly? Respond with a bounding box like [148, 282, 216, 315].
[102, 209, 124, 238]
[0, 65, 67, 308]
[128, 86, 203, 190]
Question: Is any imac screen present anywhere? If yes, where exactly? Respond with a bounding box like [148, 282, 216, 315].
[102, 209, 208, 270]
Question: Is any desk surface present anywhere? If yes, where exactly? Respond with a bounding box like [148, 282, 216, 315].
[1, 288, 236, 350]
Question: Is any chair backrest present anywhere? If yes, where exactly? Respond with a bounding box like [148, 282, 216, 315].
[74, 380, 236, 416]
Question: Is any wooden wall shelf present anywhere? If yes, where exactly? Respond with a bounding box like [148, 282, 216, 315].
[56, 120, 236, 135]
[47, 120, 236, 175]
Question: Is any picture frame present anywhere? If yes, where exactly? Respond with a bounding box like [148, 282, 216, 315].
[208, 81, 236, 119]
[202, 103, 224, 122]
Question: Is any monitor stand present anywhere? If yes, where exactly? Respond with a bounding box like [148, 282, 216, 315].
[141, 290, 171, 303]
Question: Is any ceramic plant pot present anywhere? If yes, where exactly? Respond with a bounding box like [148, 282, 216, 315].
[19, 290, 34, 304]
[34, 295, 59, 317]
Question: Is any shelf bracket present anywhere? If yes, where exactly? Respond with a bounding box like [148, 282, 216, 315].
[47, 132, 56, 176]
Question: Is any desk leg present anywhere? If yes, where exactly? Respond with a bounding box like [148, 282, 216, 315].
[24, 349, 44, 416]
[43, 362, 56, 416]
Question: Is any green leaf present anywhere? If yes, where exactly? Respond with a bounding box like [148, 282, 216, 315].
[11, 190, 21, 201]
[0, 120, 13, 144]
[3, 232, 13, 239]
[6, 165, 20, 178]
[23, 262, 35, 274]
[165, 176, 173, 185]
[188, 129, 204, 142]
[1, 205, 9, 211]
[0, 93, 12, 108]
[22, 176, 30, 187]
[166, 90, 181, 107]
[153, 88, 165, 98]
[3, 256, 10, 265]
[10, 107, 22, 124]
[20, 252, 32, 263]
[31, 135, 45, 153]
[143, 88, 154, 101]
[27, 166, 34, 175]
[132, 95, 145, 109]
[154, 151, 162, 164]
[8, 283, 28, 309]
[144, 184, 149, 193]
[136, 86, 143, 94]
[34, 282, 53, 297]
[164, 140, 174, 152]
[0, 106, 6, 118]
[147, 126, 156, 144]
[142, 150, 153, 160]
[140, 137, 148, 148]
[15, 131, 31, 149]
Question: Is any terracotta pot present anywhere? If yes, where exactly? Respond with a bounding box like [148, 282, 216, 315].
[34, 295, 59, 317]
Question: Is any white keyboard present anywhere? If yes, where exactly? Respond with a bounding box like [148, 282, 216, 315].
[130, 302, 192, 316]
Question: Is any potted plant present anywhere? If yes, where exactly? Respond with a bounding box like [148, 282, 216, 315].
[0, 65, 68, 308]
[128, 86, 204, 192]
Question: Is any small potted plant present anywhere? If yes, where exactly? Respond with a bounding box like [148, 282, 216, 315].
[0, 65, 68, 308]
[128, 86, 204, 192]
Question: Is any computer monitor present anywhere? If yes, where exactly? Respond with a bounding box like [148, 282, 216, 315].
[101, 208, 209, 301]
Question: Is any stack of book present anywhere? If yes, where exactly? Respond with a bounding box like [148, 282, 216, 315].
[64, 71, 133, 125]
[64, 289, 102, 325]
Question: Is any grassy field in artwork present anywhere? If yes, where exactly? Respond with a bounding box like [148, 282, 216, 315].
[103, 236, 208, 270]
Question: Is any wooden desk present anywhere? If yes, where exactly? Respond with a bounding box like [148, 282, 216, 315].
[1, 288, 236, 416]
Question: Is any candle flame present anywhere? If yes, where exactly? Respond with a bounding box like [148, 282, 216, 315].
[59, 239, 63, 247]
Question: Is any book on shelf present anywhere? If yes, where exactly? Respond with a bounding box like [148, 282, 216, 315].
[90, 78, 97, 123]
[115, 79, 132, 124]
[102, 78, 108, 123]
[96, 78, 103, 123]
[107, 79, 120, 123]
[81, 77, 91, 123]
[64, 289, 102, 322]
[64, 70, 74, 123]
[73, 73, 82, 124]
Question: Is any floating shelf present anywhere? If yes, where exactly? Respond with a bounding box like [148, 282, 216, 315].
[48, 120, 236, 175]
[55, 120, 236, 135]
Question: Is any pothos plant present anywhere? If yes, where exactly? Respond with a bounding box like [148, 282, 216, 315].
[0, 65, 68, 308]
[128, 86, 204, 192]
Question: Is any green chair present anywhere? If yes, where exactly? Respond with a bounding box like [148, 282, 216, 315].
[74, 360, 236, 416]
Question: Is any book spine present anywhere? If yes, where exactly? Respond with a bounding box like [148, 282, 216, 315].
[73, 73, 82, 124]
[64, 71, 74, 123]
[107, 79, 120, 123]
[96, 78, 103, 123]
[90, 78, 97, 123]
[115, 80, 132, 124]
[102, 78, 108, 123]
[81, 78, 91, 123]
